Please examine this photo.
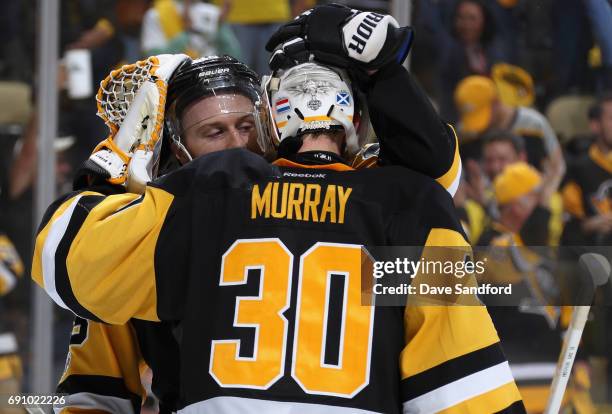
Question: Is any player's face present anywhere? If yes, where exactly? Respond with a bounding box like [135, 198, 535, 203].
[180, 94, 257, 158]
[483, 141, 521, 180]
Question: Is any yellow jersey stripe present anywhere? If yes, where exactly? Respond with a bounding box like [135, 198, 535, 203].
[435, 125, 462, 196]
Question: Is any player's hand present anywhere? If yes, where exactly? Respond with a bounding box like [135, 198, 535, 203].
[266, 4, 413, 72]
[83, 54, 189, 193]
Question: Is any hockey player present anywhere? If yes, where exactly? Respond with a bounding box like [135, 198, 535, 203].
[33, 51, 524, 412]
[53, 54, 265, 414]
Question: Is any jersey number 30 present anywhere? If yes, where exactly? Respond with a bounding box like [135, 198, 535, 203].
[209, 239, 375, 398]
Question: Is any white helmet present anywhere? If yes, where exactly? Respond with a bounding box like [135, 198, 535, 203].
[262, 62, 369, 157]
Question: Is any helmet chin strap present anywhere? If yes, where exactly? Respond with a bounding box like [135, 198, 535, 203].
[281, 110, 304, 140]
[172, 138, 193, 163]
[329, 105, 358, 155]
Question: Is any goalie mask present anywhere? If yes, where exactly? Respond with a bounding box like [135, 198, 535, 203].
[163, 55, 273, 166]
[262, 62, 369, 157]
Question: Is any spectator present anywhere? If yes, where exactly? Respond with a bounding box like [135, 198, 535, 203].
[457, 131, 524, 242]
[437, 0, 510, 121]
[454, 75, 565, 183]
[561, 92, 612, 246]
[481, 129, 527, 183]
[478, 131, 562, 245]
[222, 0, 311, 74]
[141, 0, 242, 59]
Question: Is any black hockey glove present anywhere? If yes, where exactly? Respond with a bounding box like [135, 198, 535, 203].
[266, 4, 414, 72]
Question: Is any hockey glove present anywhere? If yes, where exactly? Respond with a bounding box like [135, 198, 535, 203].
[82, 54, 189, 194]
[266, 4, 413, 72]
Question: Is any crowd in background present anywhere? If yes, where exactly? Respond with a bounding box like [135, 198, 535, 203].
[1, 0, 612, 412]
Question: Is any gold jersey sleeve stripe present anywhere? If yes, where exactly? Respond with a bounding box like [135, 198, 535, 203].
[435, 125, 462, 196]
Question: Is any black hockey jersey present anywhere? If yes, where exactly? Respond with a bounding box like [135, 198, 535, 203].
[33, 149, 523, 413]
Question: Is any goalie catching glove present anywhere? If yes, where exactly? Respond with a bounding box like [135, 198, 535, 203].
[83, 54, 190, 193]
[266, 4, 413, 72]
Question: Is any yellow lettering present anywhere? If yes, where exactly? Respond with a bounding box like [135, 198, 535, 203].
[337, 186, 352, 224]
[320, 185, 337, 223]
[287, 183, 305, 220]
[303, 184, 321, 222]
[253, 182, 350, 225]
[271, 182, 288, 218]
[251, 183, 272, 219]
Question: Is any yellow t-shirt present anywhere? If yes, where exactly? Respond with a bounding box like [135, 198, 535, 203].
[219, 0, 290, 24]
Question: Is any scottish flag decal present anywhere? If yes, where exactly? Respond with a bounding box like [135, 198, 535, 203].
[336, 91, 350, 106]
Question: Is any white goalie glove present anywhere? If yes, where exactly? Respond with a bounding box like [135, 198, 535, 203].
[87, 54, 190, 193]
